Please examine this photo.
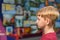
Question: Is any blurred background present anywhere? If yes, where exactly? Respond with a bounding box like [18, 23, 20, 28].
[0, 0, 60, 40]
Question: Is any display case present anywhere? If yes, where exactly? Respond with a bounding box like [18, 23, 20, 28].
[2, 0, 60, 39]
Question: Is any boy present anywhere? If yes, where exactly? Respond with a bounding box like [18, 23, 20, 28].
[36, 6, 59, 40]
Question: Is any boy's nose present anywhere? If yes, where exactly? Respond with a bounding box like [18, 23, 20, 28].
[35, 20, 38, 24]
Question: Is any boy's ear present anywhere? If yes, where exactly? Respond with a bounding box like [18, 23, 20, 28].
[45, 18, 50, 25]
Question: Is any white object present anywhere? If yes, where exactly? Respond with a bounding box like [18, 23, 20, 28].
[0, 33, 5, 35]
[3, 0, 15, 4]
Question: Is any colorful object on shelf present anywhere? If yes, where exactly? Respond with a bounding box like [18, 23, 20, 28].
[24, 10, 31, 20]
[16, 5, 23, 15]
[10, 34, 19, 40]
[6, 26, 13, 35]
[24, 20, 31, 27]
[29, 16, 37, 21]
[30, 25, 38, 34]
[15, 15, 23, 27]
[23, 27, 31, 34]
[10, 16, 15, 24]
[3, 14, 14, 26]
[2, 3, 16, 14]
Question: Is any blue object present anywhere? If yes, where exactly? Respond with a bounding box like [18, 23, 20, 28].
[7, 36, 15, 40]
[55, 0, 60, 4]
[0, 0, 3, 21]
[6, 26, 13, 33]
[55, 20, 60, 28]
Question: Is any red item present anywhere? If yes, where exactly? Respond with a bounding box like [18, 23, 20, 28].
[40, 32, 57, 40]
[10, 34, 19, 40]
[10, 17, 14, 23]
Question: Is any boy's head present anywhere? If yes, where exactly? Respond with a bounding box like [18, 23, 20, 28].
[36, 6, 59, 29]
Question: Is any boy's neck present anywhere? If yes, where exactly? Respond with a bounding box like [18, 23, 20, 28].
[43, 26, 55, 34]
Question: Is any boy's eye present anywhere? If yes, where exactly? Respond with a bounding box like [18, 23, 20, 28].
[38, 15, 40, 16]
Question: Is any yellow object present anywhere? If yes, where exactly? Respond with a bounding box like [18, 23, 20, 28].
[2, 4, 15, 11]
[3, 18, 7, 25]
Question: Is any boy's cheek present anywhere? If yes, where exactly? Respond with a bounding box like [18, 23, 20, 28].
[37, 22, 45, 28]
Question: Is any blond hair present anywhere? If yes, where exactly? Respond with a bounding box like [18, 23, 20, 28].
[37, 6, 59, 26]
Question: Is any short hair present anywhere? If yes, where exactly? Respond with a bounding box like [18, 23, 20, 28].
[36, 6, 60, 26]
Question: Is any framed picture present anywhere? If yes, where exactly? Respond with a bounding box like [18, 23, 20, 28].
[2, 3, 16, 14]
[6, 26, 13, 35]
[15, 15, 24, 27]
[30, 24, 38, 34]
